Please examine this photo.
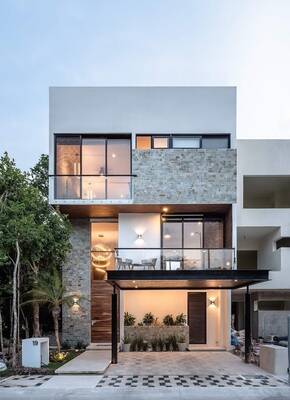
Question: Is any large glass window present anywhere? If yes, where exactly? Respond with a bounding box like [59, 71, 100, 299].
[55, 136, 81, 199]
[55, 135, 131, 200]
[202, 137, 229, 149]
[172, 137, 200, 149]
[153, 137, 169, 149]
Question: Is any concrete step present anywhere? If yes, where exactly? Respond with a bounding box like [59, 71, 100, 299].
[55, 350, 110, 375]
[87, 343, 112, 350]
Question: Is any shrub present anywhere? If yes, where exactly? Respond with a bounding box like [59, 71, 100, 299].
[169, 334, 178, 351]
[124, 312, 136, 326]
[165, 337, 171, 351]
[157, 337, 164, 351]
[61, 341, 71, 350]
[75, 341, 86, 350]
[175, 313, 186, 326]
[130, 338, 137, 351]
[142, 341, 149, 351]
[142, 312, 155, 326]
[123, 335, 130, 344]
[150, 337, 158, 351]
[177, 334, 186, 343]
[163, 314, 175, 326]
[136, 336, 144, 351]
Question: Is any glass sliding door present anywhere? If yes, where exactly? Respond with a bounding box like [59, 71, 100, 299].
[55, 136, 81, 199]
[183, 221, 203, 269]
[82, 139, 106, 199]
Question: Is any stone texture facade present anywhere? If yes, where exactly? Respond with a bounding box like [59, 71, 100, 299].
[132, 149, 236, 204]
[62, 218, 91, 346]
[124, 326, 189, 347]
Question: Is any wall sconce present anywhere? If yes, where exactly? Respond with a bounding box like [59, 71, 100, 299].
[72, 297, 80, 307]
[137, 233, 143, 240]
[208, 297, 218, 307]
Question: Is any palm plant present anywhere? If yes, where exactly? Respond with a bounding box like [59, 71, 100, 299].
[24, 267, 77, 353]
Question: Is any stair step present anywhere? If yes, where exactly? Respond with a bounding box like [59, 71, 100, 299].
[87, 343, 112, 350]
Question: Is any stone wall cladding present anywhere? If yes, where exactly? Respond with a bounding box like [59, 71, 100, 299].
[132, 149, 236, 204]
[62, 218, 91, 346]
[125, 326, 189, 347]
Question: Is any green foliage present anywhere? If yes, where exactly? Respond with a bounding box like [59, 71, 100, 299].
[142, 312, 155, 326]
[123, 335, 131, 344]
[157, 337, 164, 351]
[150, 337, 158, 351]
[163, 314, 175, 326]
[175, 313, 186, 326]
[29, 154, 49, 198]
[124, 312, 136, 326]
[177, 334, 186, 343]
[75, 341, 87, 350]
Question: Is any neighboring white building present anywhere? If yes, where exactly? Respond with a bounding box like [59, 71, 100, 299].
[234, 140, 290, 338]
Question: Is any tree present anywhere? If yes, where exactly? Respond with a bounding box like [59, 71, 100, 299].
[0, 153, 42, 366]
[29, 154, 49, 198]
[24, 267, 76, 353]
[27, 155, 71, 337]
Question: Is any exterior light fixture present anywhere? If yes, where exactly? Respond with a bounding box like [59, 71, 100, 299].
[112, 153, 116, 158]
[208, 297, 217, 307]
[190, 232, 195, 236]
[162, 207, 169, 213]
[226, 261, 231, 267]
[137, 233, 143, 240]
[164, 234, 171, 239]
[72, 297, 80, 306]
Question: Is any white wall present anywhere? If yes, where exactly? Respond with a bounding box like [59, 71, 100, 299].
[118, 213, 161, 265]
[123, 289, 229, 348]
[49, 86, 236, 174]
[237, 140, 290, 289]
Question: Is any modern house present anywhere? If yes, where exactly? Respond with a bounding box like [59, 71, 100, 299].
[233, 140, 290, 340]
[48, 87, 268, 363]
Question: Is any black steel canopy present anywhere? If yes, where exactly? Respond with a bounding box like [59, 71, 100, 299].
[106, 269, 269, 290]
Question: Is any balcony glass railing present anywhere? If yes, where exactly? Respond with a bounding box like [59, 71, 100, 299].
[50, 175, 134, 200]
[91, 248, 235, 272]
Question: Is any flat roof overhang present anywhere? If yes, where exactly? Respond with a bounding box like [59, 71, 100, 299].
[106, 270, 269, 290]
[58, 203, 231, 218]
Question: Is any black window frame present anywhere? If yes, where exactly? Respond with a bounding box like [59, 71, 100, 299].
[135, 133, 231, 150]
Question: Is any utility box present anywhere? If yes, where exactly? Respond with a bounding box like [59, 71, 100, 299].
[22, 338, 49, 368]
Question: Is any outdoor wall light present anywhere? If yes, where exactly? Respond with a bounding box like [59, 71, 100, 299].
[137, 233, 143, 240]
[208, 297, 217, 307]
[162, 207, 169, 213]
[72, 297, 80, 307]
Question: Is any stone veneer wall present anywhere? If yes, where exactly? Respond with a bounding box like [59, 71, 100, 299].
[132, 149, 236, 204]
[62, 218, 91, 346]
[125, 326, 189, 347]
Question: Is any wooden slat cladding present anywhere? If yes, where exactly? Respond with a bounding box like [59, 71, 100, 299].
[188, 292, 207, 344]
[91, 280, 116, 343]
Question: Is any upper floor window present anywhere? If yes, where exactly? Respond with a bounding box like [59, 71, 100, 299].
[55, 135, 131, 200]
[136, 134, 230, 150]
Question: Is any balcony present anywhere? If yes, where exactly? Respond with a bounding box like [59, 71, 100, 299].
[50, 174, 134, 202]
[91, 248, 235, 276]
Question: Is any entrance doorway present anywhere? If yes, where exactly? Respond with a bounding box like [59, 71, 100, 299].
[188, 292, 207, 344]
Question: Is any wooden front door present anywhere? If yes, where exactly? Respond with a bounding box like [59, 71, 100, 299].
[188, 292, 207, 344]
[91, 281, 119, 343]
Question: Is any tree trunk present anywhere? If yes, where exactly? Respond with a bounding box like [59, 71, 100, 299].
[31, 263, 40, 337]
[32, 303, 40, 337]
[0, 308, 5, 362]
[20, 307, 29, 339]
[52, 307, 61, 353]
[11, 240, 20, 368]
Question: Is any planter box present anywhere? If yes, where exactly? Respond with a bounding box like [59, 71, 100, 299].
[124, 326, 189, 349]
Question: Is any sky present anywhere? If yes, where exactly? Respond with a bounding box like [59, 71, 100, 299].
[1, 0, 290, 171]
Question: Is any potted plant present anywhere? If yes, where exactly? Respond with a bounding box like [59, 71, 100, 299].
[123, 335, 131, 352]
[124, 312, 136, 326]
[163, 314, 175, 326]
[175, 313, 186, 326]
[177, 335, 187, 352]
[142, 312, 155, 326]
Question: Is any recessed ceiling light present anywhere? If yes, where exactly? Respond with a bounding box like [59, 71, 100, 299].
[190, 232, 194, 236]
[162, 207, 168, 212]
[112, 153, 116, 158]
[135, 285, 138, 289]
[198, 221, 202, 225]
[164, 234, 171, 239]
[132, 280, 136, 283]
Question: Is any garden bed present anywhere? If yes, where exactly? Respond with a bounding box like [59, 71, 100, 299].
[124, 326, 189, 351]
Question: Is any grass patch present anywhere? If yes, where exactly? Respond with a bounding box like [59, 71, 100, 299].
[47, 350, 82, 371]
